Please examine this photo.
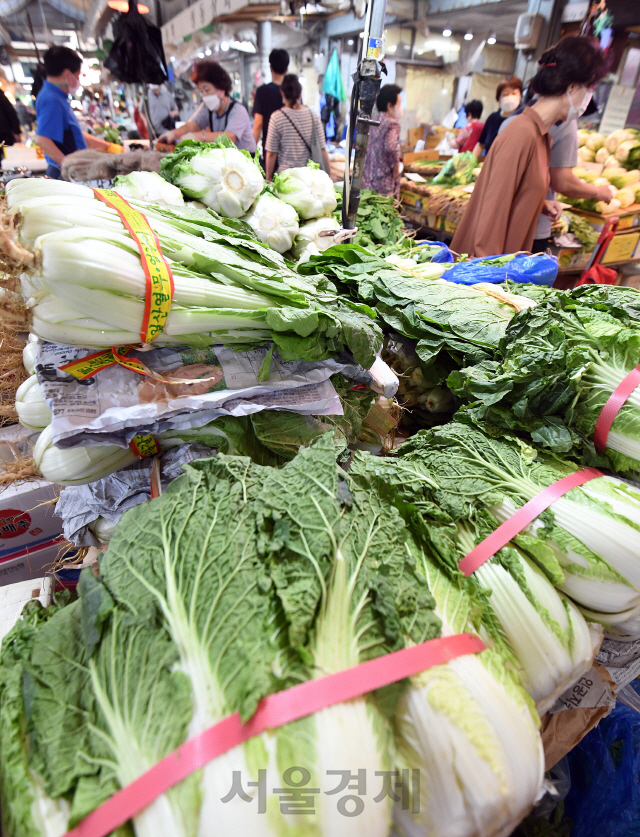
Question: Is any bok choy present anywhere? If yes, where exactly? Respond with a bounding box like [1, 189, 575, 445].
[3, 179, 381, 367]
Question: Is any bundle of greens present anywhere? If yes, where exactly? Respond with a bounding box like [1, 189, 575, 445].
[0, 435, 544, 837]
[30, 374, 376, 484]
[333, 187, 410, 255]
[565, 212, 599, 251]
[300, 244, 530, 387]
[450, 285, 640, 477]
[394, 421, 640, 635]
[3, 179, 381, 366]
[432, 152, 477, 187]
[350, 451, 600, 711]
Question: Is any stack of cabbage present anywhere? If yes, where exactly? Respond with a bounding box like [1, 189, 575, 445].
[159, 139, 340, 259]
[0, 434, 544, 837]
[577, 128, 640, 171]
[571, 128, 640, 213]
[3, 176, 380, 365]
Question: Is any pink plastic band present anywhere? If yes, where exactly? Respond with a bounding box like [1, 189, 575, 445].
[593, 364, 640, 453]
[63, 633, 484, 837]
[458, 467, 603, 576]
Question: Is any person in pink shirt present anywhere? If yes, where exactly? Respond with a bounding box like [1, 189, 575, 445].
[456, 100, 484, 154]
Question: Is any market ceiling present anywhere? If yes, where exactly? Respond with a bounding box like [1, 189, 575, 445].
[1, 0, 92, 56]
[424, 0, 528, 43]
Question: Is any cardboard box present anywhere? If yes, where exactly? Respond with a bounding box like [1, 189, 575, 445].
[403, 149, 439, 165]
[0, 576, 53, 643]
[407, 126, 428, 147]
[0, 478, 64, 587]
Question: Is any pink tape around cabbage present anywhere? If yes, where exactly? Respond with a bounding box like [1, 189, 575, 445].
[63, 633, 484, 837]
[458, 467, 604, 576]
[593, 364, 640, 454]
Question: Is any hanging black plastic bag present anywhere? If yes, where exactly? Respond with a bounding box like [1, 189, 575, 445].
[105, 1, 168, 84]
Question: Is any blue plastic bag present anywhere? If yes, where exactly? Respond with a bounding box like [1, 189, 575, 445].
[562, 698, 640, 837]
[444, 252, 558, 286]
[415, 241, 455, 263]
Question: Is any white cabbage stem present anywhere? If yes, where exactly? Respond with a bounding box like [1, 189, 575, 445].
[15, 375, 52, 431]
[33, 425, 137, 486]
[396, 635, 544, 837]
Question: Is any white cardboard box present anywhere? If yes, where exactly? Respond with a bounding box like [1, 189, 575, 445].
[0, 478, 64, 587]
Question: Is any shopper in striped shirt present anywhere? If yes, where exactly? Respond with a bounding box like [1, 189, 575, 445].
[265, 74, 330, 180]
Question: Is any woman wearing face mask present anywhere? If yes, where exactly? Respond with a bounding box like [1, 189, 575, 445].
[472, 76, 523, 159]
[452, 36, 607, 259]
[361, 84, 404, 198]
[158, 61, 256, 153]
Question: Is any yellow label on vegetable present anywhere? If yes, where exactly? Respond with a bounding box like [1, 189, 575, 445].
[60, 346, 149, 380]
[129, 434, 160, 458]
[92, 188, 174, 343]
[60, 349, 119, 379]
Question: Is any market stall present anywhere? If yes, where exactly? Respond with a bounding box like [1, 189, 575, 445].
[2, 0, 640, 832]
[1, 139, 640, 836]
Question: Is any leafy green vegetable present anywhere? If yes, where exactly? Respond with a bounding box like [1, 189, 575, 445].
[300, 244, 519, 386]
[450, 286, 640, 476]
[159, 138, 264, 217]
[432, 152, 477, 187]
[333, 188, 410, 255]
[7, 179, 382, 367]
[348, 452, 599, 711]
[395, 421, 640, 634]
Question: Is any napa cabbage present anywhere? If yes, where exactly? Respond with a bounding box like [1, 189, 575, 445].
[242, 192, 299, 254]
[272, 163, 337, 220]
[160, 139, 264, 217]
[113, 171, 185, 206]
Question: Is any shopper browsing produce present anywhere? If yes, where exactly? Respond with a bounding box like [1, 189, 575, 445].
[456, 99, 484, 154]
[157, 60, 256, 153]
[361, 83, 404, 198]
[501, 94, 612, 252]
[34, 46, 108, 178]
[264, 73, 330, 180]
[472, 75, 523, 158]
[252, 48, 288, 150]
[452, 36, 608, 258]
[147, 83, 179, 137]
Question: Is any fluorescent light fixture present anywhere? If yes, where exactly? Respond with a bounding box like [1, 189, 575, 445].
[487, 34, 496, 44]
[107, 0, 149, 12]
[442, 28, 451, 37]
[464, 31, 473, 40]
[387, 44, 397, 52]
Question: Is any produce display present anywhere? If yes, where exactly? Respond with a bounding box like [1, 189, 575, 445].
[432, 151, 477, 186]
[2, 177, 380, 365]
[333, 187, 408, 252]
[568, 128, 640, 215]
[2, 138, 640, 837]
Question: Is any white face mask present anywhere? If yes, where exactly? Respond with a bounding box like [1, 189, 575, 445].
[203, 93, 221, 111]
[393, 103, 403, 120]
[566, 85, 592, 121]
[66, 72, 81, 95]
[499, 94, 520, 114]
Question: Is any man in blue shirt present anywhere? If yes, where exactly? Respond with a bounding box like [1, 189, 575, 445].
[35, 46, 89, 178]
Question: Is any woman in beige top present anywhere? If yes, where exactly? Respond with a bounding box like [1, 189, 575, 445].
[452, 36, 607, 259]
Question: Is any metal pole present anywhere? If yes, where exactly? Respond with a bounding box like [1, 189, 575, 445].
[342, 0, 388, 229]
[258, 20, 272, 86]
